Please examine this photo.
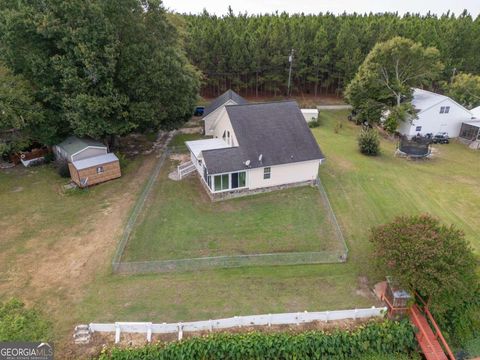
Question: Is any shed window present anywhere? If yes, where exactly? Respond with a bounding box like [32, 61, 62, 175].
[96, 166, 104, 174]
[263, 167, 271, 179]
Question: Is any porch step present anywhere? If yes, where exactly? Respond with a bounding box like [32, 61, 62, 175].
[73, 324, 91, 344]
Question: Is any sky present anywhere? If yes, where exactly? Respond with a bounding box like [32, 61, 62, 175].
[162, 0, 480, 17]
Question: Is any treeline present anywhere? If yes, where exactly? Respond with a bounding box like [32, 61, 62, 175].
[183, 10, 480, 97]
[0, 0, 199, 152]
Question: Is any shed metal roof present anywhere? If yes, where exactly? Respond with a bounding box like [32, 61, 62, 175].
[72, 153, 119, 170]
[57, 136, 106, 157]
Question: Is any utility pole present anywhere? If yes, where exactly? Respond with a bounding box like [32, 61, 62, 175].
[287, 48, 294, 97]
[451, 67, 457, 83]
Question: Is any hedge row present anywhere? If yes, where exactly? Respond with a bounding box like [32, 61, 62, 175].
[98, 320, 417, 360]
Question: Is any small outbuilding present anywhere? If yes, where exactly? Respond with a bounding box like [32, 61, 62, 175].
[301, 109, 319, 122]
[54, 136, 121, 188]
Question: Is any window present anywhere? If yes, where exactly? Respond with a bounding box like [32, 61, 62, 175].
[238, 172, 246, 187]
[214, 174, 229, 191]
[96, 166, 104, 174]
[444, 106, 450, 114]
[231, 171, 246, 189]
[207, 175, 212, 189]
[415, 126, 422, 132]
[263, 167, 271, 179]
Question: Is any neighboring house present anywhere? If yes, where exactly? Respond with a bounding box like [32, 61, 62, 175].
[53, 136, 121, 188]
[471, 105, 480, 119]
[185, 100, 325, 200]
[301, 109, 319, 122]
[203, 90, 248, 136]
[397, 88, 474, 138]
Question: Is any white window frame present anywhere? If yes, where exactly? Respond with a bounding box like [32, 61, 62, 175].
[96, 166, 104, 174]
[263, 167, 271, 180]
[207, 171, 248, 193]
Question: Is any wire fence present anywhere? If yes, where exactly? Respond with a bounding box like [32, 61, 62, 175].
[112, 141, 348, 274]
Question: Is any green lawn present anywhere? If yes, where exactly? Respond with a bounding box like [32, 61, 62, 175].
[124, 160, 342, 261]
[2, 110, 479, 356]
[314, 110, 480, 255]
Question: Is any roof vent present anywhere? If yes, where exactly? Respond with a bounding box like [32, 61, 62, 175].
[244, 160, 251, 167]
[258, 154, 263, 162]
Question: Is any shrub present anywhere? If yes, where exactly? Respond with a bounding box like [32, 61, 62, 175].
[334, 120, 343, 133]
[98, 320, 417, 360]
[0, 298, 51, 341]
[116, 152, 130, 172]
[54, 159, 70, 178]
[308, 115, 321, 128]
[358, 128, 380, 155]
[370, 214, 480, 347]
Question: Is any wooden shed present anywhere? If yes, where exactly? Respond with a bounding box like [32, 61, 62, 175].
[68, 153, 121, 188]
[55, 136, 121, 187]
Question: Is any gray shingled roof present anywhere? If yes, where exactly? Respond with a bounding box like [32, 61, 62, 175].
[202, 101, 324, 174]
[57, 136, 106, 157]
[203, 90, 248, 117]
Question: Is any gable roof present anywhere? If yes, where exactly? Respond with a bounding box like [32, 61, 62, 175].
[471, 106, 480, 119]
[202, 101, 324, 174]
[57, 136, 106, 158]
[203, 90, 248, 117]
[413, 88, 471, 115]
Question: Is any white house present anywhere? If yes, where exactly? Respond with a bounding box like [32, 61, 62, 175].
[397, 88, 474, 137]
[301, 109, 319, 122]
[203, 90, 248, 136]
[185, 97, 325, 199]
[471, 106, 480, 119]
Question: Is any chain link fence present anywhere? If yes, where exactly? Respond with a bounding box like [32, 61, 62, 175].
[112, 141, 348, 274]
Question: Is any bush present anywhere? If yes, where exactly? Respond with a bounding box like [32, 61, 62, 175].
[358, 128, 380, 155]
[0, 298, 51, 341]
[116, 152, 130, 172]
[54, 159, 70, 178]
[98, 320, 417, 360]
[308, 115, 321, 128]
[334, 120, 343, 133]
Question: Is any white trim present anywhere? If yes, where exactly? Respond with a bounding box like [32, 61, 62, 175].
[70, 145, 107, 161]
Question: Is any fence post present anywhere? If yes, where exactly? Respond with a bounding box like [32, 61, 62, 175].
[209, 319, 213, 332]
[354, 308, 358, 320]
[115, 323, 120, 344]
[326, 311, 330, 323]
[268, 314, 272, 327]
[147, 323, 152, 342]
[177, 323, 183, 341]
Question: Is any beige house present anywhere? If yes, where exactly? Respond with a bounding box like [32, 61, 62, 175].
[54, 136, 121, 188]
[203, 89, 248, 136]
[185, 96, 325, 199]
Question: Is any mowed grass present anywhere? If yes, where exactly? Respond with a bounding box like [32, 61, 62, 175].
[124, 160, 341, 261]
[313, 110, 480, 255]
[2, 110, 479, 356]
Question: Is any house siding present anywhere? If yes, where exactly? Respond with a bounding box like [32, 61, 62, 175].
[247, 160, 321, 190]
[69, 161, 121, 188]
[211, 110, 238, 146]
[204, 99, 237, 136]
[400, 99, 473, 137]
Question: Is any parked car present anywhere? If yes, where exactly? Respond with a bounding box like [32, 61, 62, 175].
[193, 106, 205, 117]
[432, 132, 449, 144]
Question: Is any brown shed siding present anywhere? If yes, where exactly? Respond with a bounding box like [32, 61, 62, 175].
[69, 160, 121, 187]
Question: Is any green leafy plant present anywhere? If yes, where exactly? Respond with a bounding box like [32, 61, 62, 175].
[0, 298, 51, 341]
[358, 128, 380, 156]
[98, 320, 417, 360]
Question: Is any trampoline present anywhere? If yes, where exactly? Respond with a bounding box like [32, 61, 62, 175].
[395, 136, 431, 159]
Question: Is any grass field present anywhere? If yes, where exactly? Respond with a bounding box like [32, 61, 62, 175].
[123, 159, 342, 261]
[1, 110, 479, 357]
[314, 110, 480, 254]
